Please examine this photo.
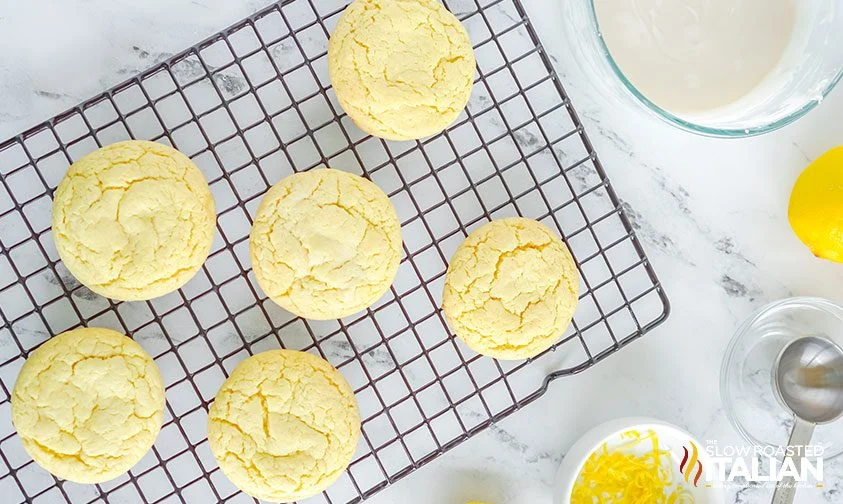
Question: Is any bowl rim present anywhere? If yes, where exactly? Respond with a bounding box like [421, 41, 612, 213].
[553, 417, 724, 504]
[585, 0, 843, 138]
[720, 296, 843, 459]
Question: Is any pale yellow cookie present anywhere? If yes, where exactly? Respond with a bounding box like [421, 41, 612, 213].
[250, 168, 402, 320]
[442, 218, 580, 360]
[52, 140, 216, 301]
[11, 327, 165, 484]
[208, 349, 361, 502]
[328, 0, 476, 140]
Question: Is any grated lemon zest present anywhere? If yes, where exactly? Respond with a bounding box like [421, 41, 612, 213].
[570, 429, 695, 504]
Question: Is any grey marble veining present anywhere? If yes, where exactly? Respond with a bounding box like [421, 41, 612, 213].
[2, 1, 843, 503]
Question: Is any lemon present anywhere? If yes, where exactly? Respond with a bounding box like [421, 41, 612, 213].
[788, 146, 843, 262]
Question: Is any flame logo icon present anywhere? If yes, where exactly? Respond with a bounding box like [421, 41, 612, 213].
[679, 441, 704, 487]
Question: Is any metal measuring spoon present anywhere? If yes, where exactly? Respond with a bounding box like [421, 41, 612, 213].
[771, 336, 843, 504]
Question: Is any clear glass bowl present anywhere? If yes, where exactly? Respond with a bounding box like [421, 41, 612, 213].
[561, 0, 843, 137]
[721, 297, 843, 460]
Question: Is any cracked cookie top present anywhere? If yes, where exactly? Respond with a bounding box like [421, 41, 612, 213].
[207, 349, 361, 502]
[327, 0, 476, 140]
[11, 327, 165, 483]
[250, 168, 402, 320]
[51, 140, 216, 301]
[442, 217, 580, 360]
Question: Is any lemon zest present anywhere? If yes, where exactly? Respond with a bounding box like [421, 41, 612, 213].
[570, 429, 695, 503]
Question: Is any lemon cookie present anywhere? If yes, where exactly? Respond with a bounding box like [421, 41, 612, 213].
[208, 349, 361, 502]
[52, 140, 216, 301]
[11, 327, 165, 484]
[442, 217, 580, 360]
[328, 0, 476, 140]
[250, 168, 402, 320]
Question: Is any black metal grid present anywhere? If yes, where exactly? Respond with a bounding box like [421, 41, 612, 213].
[0, 0, 669, 502]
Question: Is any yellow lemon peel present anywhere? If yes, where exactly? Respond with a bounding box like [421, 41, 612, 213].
[571, 430, 695, 504]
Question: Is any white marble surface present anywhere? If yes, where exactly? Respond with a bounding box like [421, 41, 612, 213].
[2, 1, 843, 503]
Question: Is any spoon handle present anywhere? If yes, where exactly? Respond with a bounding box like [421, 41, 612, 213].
[771, 418, 815, 504]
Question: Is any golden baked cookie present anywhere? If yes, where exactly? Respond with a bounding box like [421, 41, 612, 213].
[208, 349, 361, 502]
[442, 217, 580, 360]
[52, 140, 216, 301]
[250, 168, 402, 320]
[328, 0, 476, 140]
[11, 327, 165, 484]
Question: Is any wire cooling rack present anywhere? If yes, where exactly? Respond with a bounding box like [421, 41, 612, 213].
[0, 0, 669, 502]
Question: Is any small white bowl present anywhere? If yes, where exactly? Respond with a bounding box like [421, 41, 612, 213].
[553, 417, 725, 504]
